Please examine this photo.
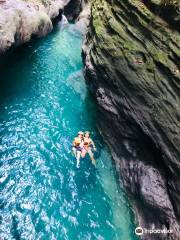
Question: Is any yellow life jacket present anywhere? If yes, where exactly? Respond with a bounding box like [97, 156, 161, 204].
[74, 137, 81, 147]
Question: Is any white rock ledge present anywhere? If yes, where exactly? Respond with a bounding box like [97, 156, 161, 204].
[0, 0, 69, 53]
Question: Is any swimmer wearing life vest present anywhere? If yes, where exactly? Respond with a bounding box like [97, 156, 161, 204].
[81, 131, 96, 166]
[72, 131, 84, 168]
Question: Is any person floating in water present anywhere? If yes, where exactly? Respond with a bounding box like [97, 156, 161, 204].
[72, 131, 96, 168]
[81, 131, 96, 167]
[72, 131, 84, 168]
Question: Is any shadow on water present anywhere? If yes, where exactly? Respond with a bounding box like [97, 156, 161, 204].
[0, 23, 64, 102]
[11, 215, 21, 240]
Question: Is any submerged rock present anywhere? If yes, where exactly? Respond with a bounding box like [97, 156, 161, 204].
[0, 0, 69, 53]
[83, 0, 180, 239]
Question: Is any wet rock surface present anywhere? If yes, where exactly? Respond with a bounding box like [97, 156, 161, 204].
[0, 0, 69, 53]
[83, 0, 180, 239]
[74, 1, 90, 35]
[64, 0, 90, 32]
[64, 0, 82, 21]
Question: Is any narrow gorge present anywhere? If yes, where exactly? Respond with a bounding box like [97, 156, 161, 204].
[0, 0, 180, 239]
[83, 0, 180, 239]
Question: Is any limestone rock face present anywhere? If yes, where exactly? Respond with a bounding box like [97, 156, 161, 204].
[75, 1, 90, 34]
[83, 0, 180, 239]
[0, 0, 69, 53]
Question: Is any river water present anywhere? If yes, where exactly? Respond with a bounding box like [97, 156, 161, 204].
[0, 24, 138, 240]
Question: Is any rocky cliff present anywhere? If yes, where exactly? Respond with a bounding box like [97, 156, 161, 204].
[0, 0, 69, 53]
[83, 0, 180, 239]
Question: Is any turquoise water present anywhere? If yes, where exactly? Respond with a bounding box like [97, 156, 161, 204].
[0, 24, 137, 240]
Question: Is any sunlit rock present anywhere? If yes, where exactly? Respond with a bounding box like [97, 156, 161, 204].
[0, 0, 69, 53]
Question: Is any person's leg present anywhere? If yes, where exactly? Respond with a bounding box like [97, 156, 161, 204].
[81, 147, 87, 158]
[87, 148, 96, 166]
[72, 147, 77, 158]
[76, 150, 81, 168]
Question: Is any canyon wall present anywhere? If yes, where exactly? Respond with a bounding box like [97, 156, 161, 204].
[0, 0, 69, 54]
[83, 0, 180, 239]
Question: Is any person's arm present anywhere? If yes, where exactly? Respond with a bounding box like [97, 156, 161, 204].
[72, 139, 76, 147]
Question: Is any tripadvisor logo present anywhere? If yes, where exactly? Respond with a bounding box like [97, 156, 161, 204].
[135, 227, 144, 236]
[135, 226, 173, 235]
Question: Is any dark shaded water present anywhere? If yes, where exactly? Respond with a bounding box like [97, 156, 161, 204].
[0, 24, 137, 240]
